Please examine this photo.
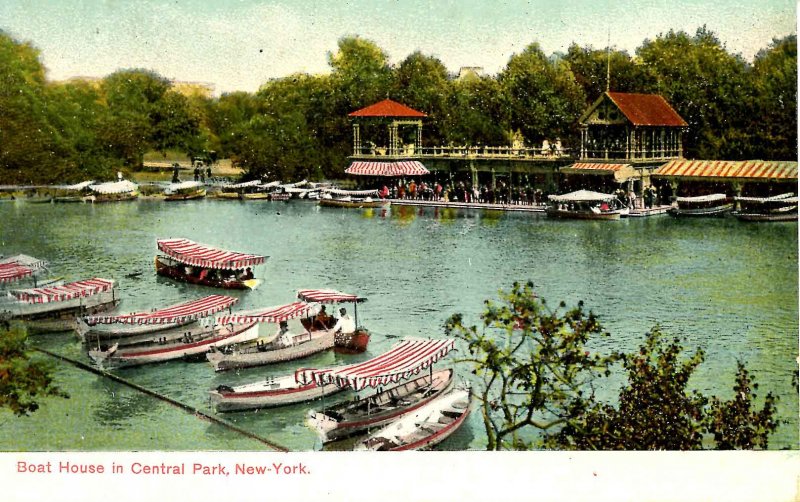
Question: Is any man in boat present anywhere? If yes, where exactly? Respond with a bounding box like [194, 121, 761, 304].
[332, 308, 355, 335]
[313, 305, 332, 330]
[276, 321, 293, 347]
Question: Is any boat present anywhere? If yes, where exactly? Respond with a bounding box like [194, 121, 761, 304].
[154, 238, 267, 290]
[296, 288, 371, 353]
[75, 294, 239, 344]
[53, 181, 93, 203]
[546, 190, 626, 220]
[0, 254, 53, 287]
[0, 278, 119, 333]
[733, 193, 797, 222]
[354, 387, 471, 451]
[84, 180, 139, 203]
[219, 180, 280, 200]
[308, 368, 455, 443]
[164, 180, 206, 201]
[210, 337, 454, 413]
[87, 321, 259, 369]
[206, 301, 332, 372]
[668, 193, 733, 217]
[319, 188, 389, 208]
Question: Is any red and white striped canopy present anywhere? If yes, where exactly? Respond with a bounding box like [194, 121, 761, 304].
[12, 278, 115, 304]
[345, 161, 430, 177]
[218, 301, 318, 325]
[84, 295, 238, 325]
[296, 289, 365, 304]
[295, 338, 455, 391]
[0, 263, 33, 283]
[157, 238, 266, 270]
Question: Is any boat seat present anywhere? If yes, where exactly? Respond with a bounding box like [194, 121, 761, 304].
[438, 415, 456, 425]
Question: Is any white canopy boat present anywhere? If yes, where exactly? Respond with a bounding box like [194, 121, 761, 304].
[354, 386, 471, 451]
[76, 294, 239, 344]
[53, 180, 94, 203]
[210, 337, 453, 413]
[155, 238, 267, 290]
[296, 288, 371, 353]
[206, 301, 331, 372]
[733, 193, 797, 222]
[0, 278, 119, 332]
[547, 190, 626, 220]
[319, 188, 388, 208]
[84, 180, 139, 203]
[164, 180, 206, 201]
[669, 193, 732, 217]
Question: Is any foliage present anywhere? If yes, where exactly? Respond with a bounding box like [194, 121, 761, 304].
[445, 281, 621, 450]
[750, 35, 797, 160]
[0, 324, 68, 416]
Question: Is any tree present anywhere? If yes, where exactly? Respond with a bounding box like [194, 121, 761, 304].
[445, 281, 620, 450]
[328, 36, 394, 113]
[392, 51, 452, 145]
[564, 43, 657, 102]
[750, 35, 797, 160]
[0, 324, 68, 416]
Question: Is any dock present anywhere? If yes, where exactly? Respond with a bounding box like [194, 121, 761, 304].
[390, 199, 672, 217]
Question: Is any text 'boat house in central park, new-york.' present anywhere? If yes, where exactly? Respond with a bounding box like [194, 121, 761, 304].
[343, 94, 797, 203]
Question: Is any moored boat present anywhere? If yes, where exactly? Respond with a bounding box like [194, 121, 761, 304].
[733, 193, 797, 222]
[308, 368, 455, 443]
[84, 180, 139, 203]
[164, 180, 206, 201]
[209, 374, 344, 412]
[297, 288, 370, 353]
[319, 188, 388, 208]
[53, 181, 94, 203]
[0, 278, 119, 332]
[354, 386, 471, 451]
[668, 193, 732, 217]
[547, 190, 626, 220]
[155, 238, 267, 290]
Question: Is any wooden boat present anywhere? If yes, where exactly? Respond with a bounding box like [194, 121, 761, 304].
[0, 278, 120, 333]
[733, 194, 797, 222]
[53, 181, 93, 203]
[209, 373, 345, 412]
[155, 238, 266, 290]
[547, 190, 626, 220]
[24, 195, 53, 204]
[308, 368, 455, 443]
[355, 387, 471, 451]
[319, 188, 389, 208]
[297, 288, 371, 353]
[76, 294, 239, 344]
[0, 254, 51, 287]
[164, 181, 206, 201]
[668, 193, 733, 217]
[87, 321, 258, 369]
[84, 180, 139, 203]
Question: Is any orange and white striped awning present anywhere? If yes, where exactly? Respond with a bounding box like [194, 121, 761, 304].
[345, 161, 429, 177]
[561, 163, 638, 183]
[12, 278, 115, 304]
[654, 160, 798, 180]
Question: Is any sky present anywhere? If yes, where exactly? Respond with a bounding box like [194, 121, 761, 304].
[0, 0, 796, 94]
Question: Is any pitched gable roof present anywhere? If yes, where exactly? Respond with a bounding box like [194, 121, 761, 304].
[606, 92, 687, 127]
[349, 99, 427, 118]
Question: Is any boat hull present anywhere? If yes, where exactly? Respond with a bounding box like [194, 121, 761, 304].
[154, 255, 260, 290]
[733, 211, 797, 222]
[88, 322, 259, 369]
[545, 208, 622, 220]
[165, 189, 206, 201]
[319, 199, 389, 209]
[84, 193, 139, 203]
[309, 368, 455, 443]
[334, 329, 370, 354]
[2, 289, 120, 333]
[210, 378, 344, 412]
[668, 203, 733, 217]
[207, 329, 336, 372]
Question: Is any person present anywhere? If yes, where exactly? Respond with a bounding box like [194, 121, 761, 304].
[380, 185, 389, 199]
[193, 166, 200, 181]
[117, 171, 124, 181]
[243, 267, 253, 280]
[332, 307, 355, 335]
[171, 163, 180, 183]
[314, 305, 331, 330]
[206, 167, 212, 179]
[276, 321, 293, 347]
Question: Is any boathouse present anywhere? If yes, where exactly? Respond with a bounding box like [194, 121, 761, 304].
[652, 160, 798, 198]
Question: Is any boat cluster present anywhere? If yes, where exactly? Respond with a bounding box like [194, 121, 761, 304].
[0, 238, 469, 451]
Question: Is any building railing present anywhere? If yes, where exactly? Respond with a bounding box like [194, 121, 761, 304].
[581, 148, 682, 162]
[352, 145, 572, 159]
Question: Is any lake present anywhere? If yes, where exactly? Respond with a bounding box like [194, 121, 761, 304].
[0, 199, 797, 450]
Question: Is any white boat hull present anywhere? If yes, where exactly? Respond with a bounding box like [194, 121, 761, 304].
[1, 288, 120, 333]
[206, 329, 336, 372]
[209, 373, 345, 412]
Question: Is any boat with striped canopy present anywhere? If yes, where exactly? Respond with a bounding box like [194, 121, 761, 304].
[296, 288, 370, 353]
[732, 193, 797, 222]
[0, 278, 119, 332]
[318, 188, 388, 208]
[76, 295, 239, 344]
[155, 238, 267, 289]
[0, 254, 52, 286]
[209, 338, 453, 412]
[668, 193, 733, 217]
[206, 301, 332, 372]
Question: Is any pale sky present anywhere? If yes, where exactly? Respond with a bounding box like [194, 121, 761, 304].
[0, 0, 796, 94]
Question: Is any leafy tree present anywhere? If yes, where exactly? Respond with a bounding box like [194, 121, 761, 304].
[564, 43, 657, 102]
[445, 281, 620, 450]
[443, 76, 509, 147]
[328, 36, 394, 113]
[0, 324, 68, 416]
[392, 51, 452, 145]
[750, 35, 797, 160]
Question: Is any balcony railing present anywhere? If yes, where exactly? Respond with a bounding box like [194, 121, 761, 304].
[352, 145, 572, 159]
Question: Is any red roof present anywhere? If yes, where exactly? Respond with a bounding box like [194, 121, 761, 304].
[606, 92, 687, 127]
[349, 99, 427, 118]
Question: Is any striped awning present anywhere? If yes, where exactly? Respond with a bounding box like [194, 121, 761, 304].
[561, 163, 638, 183]
[89, 180, 139, 194]
[11, 278, 115, 304]
[218, 301, 318, 325]
[0, 263, 33, 283]
[345, 161, 430, 177]
[84, 295, 238, 325]
[297, 289, 366, 304]
[295, 338, 455, 391]
[654, 160, 798, 180]
[157, 238, 266, 270]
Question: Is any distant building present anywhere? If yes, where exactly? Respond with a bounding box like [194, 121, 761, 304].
[170, 80, 215, 98]
[457, 67, 484, 80]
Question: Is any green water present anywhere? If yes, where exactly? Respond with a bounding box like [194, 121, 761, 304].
[0, 200, 797, 450]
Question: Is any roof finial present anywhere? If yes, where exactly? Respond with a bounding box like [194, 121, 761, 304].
[606, 29, 611, 93]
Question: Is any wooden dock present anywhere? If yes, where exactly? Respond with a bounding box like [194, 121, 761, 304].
[390, 199, 672, 217]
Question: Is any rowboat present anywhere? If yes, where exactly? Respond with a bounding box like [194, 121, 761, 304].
[354, 387, 471, 451]
[83, 180, 139, 203]
[0, 278, 120, 333]
[547, 190, 626, 220]
[319, 188, 389, 208]
[87, 321, 258, 369]
[297, 289, 370, 353]
[76, 295, 239, 344]
[211, 338, 454, 413]
[164, 180, 206, 201]
[733, 193, 797, 222]
[668, 193, 733, 217]
[155, 238, 267, 290]
[308, 368, 455, 443]
[206, 301, 331, 372]
[53, 181, 93, 203]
